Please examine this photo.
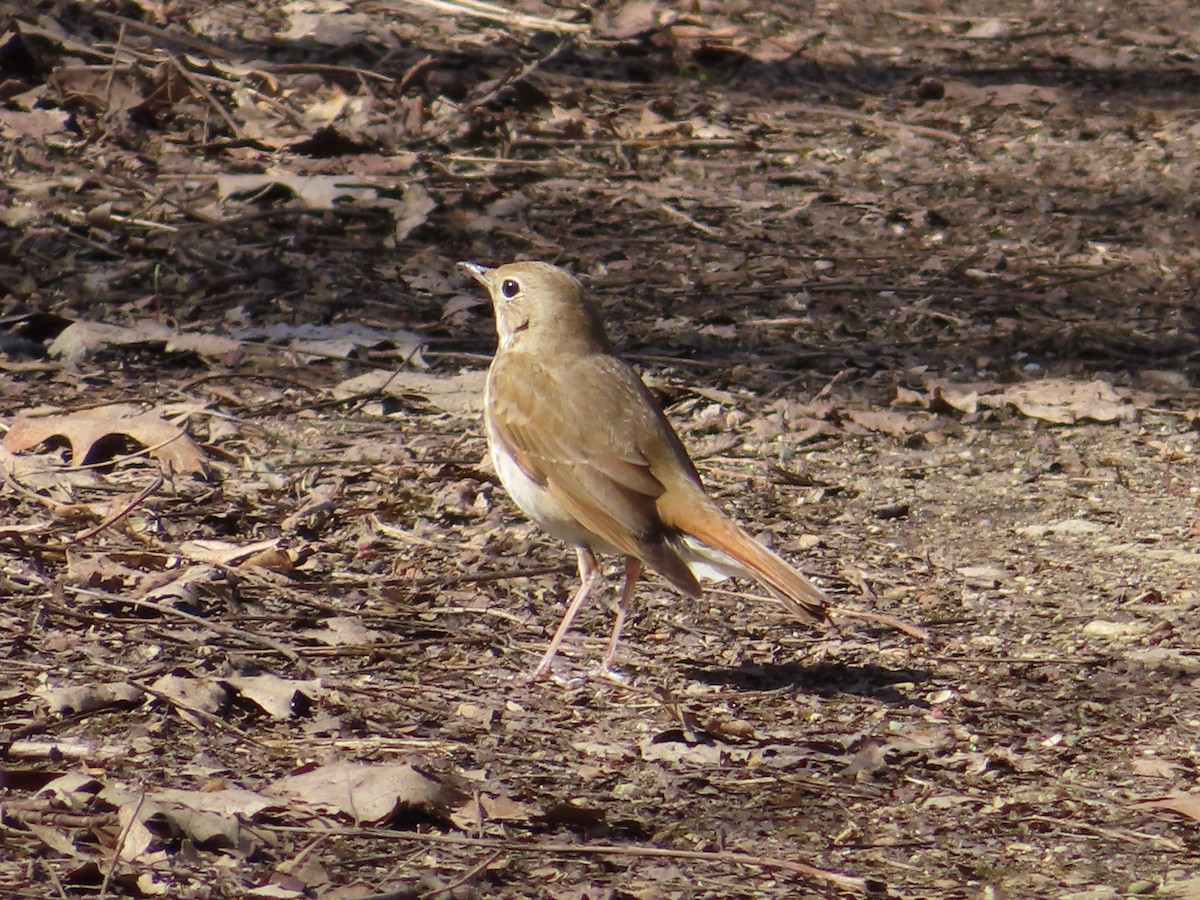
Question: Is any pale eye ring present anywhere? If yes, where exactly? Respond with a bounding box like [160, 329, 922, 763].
[501, 279, 520, 299]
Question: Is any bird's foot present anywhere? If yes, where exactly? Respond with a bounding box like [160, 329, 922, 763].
[587, 662, 630, 684]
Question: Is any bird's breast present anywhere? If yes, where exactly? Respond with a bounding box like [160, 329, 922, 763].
[485, 411, 617, 554]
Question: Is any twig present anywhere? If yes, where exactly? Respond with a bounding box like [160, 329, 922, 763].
[129, 678, 272, 748]
[384, 0, 589, 33]
[410, 563, 575, 588]
[91, 9, 235, 59]
[511, 136, 755, 152]
[99, 787, 145, 900]
[786, 103, 962, 144]
[471, 37, 574, 109]
[60, 472, 163, 547]
[657, 202, 725, 237]
[1028, 814, 1184, 851]
[103, 20, 126, 112]
[262, 824, 878, 893]
[165, 50, 243, 139]
[6, 739, 129, 763]
[45, 865, 70, 900]
[831, 606, 930, 641]
[265, 63, 394, 83]
[422, 35, 577, 144]
[69, 586, 308, 670]
[423, 850, 504, 898]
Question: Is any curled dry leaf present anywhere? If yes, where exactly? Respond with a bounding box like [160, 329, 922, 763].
[450, 792, 541, 829]
[178, 537, 286, 567]
[48, 319, 243, 365]
[333, 369, 485, 415]
[296, 615, 386, 647]
[1131, 792, 1200, 824]
[217, 170, 379, 209]
[996, 379, 1134, 424]
[232, 321, 427, 365]
[37, 682, 145, 716]
[101, 783, 279, 854]
[265, 759, 465, 826]
[148, 673, 230, 718]
[223, 674, 322, 721]
[4, 403, 207, 474]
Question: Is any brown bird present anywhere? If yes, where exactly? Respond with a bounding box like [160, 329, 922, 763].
[460, 260, 829, 678]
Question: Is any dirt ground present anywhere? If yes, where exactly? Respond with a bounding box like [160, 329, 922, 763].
[2, 1, 1200, 897]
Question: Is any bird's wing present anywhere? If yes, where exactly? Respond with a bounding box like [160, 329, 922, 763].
[487, 352, 701, 595]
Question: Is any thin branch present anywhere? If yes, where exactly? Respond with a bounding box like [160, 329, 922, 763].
[262, 824, 878, 893]
[99, 786, 145, 900]
[60, 472, 163, 547]
[69, 587, 308, 670]
[384, 0, 589, 33]
[165, 50, 243, 139]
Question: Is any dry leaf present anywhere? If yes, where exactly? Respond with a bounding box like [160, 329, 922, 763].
[232, 321, 426, 366]
[178, 537, 284, 566]
[5, 404, 207, 474]
[224, 674, 322, 720]
[392, 183, 437, 240]
[48, 319, 242, 364]
[265, 760, 463, 825]
[37, 682, 145, 715]
[101, 784, 277, 853]
[297, 616, 385, 647]
[217, 170, 379, 209]
[148, 673, 229, 717]
[845, 409, 924, 436]
[450, 792, 541, 829]
[1132, 792, 1200, 823]
[333, 369, 484, 415]
[994, 379, 1134, 425]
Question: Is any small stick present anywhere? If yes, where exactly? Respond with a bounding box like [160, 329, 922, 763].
[70, 587, 308, 670]
[99, 787, 145, 900]
[832, 606, 931, 641]
[165, 51, 243, 139]
[262, 824, 878, 893]
[61, 472, 163, 547]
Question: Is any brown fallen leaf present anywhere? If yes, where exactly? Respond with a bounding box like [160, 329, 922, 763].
[450, 792, 542, 829]
[148, 673, 230, 719]
[845, 409, 926, 436]
[333, 369, 485, 415]
[223, 674, 322, 720]
[37, 682, 145, 716]
[296, 616, 386, 647]
[100, 783, 278, 854]
[992, 379, 1135, 425]
[1132, 792, 1200, 823]
[4, 403, 207, 474]
[178, 537, 285, 567]
[265, 759, 464, 825]
[48, 319, 243, 364]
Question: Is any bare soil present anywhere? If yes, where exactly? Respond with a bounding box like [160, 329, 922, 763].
[2, 1, 1200, 897]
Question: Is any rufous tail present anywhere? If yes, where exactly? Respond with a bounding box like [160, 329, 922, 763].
[667, 500, 829, 624]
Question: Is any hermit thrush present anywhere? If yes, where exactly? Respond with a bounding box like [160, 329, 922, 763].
[460, 260, 829, 678]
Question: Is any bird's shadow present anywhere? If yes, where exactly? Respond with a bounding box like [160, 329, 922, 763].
[684, 661, 933, 706]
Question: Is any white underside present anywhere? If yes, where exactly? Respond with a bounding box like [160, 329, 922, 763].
[673, 534, 745, 583]
[489, 417, 747, 586]
[488, 419, 621, 554]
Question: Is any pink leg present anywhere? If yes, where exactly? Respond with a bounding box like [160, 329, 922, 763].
[601, 557, 642, 672]
[532, 547, 601, 679]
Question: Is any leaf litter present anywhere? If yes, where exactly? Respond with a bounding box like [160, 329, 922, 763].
[1, 0, 1200, 897]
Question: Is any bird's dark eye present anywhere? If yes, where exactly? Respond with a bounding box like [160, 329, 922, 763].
[501, 279, 520, 299]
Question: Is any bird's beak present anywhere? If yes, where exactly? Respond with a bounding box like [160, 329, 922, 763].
[457, 261, 491, 287]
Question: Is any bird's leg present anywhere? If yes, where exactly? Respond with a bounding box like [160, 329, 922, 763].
[601, 556, 642, 673]
[532, 546, 601, 679]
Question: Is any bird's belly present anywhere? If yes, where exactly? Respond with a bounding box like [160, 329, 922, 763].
[489, 437, 617, 553]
